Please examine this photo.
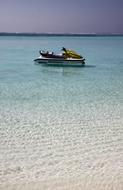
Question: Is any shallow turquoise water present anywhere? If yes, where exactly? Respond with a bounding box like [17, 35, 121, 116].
[0, 36, 123, 189]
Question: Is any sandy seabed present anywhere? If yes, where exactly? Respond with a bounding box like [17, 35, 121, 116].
[0, 163, 123, 190]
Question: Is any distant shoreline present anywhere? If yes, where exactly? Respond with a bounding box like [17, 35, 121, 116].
[0, 32, 123, 37]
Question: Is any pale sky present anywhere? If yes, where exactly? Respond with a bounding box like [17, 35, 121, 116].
[0, 0, 123, 33]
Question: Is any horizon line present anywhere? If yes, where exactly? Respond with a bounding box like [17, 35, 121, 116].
[0, 32, 123, 36]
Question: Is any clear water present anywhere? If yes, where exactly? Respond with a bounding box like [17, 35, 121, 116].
[0, 36, 123, 189]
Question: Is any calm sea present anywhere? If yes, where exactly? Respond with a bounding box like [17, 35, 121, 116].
[0, 35, 123, 190]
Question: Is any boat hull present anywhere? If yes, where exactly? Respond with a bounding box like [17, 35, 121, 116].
[34, 57, 85, 66]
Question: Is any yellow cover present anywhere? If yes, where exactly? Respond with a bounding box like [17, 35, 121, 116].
[63, 49, 82, 59]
